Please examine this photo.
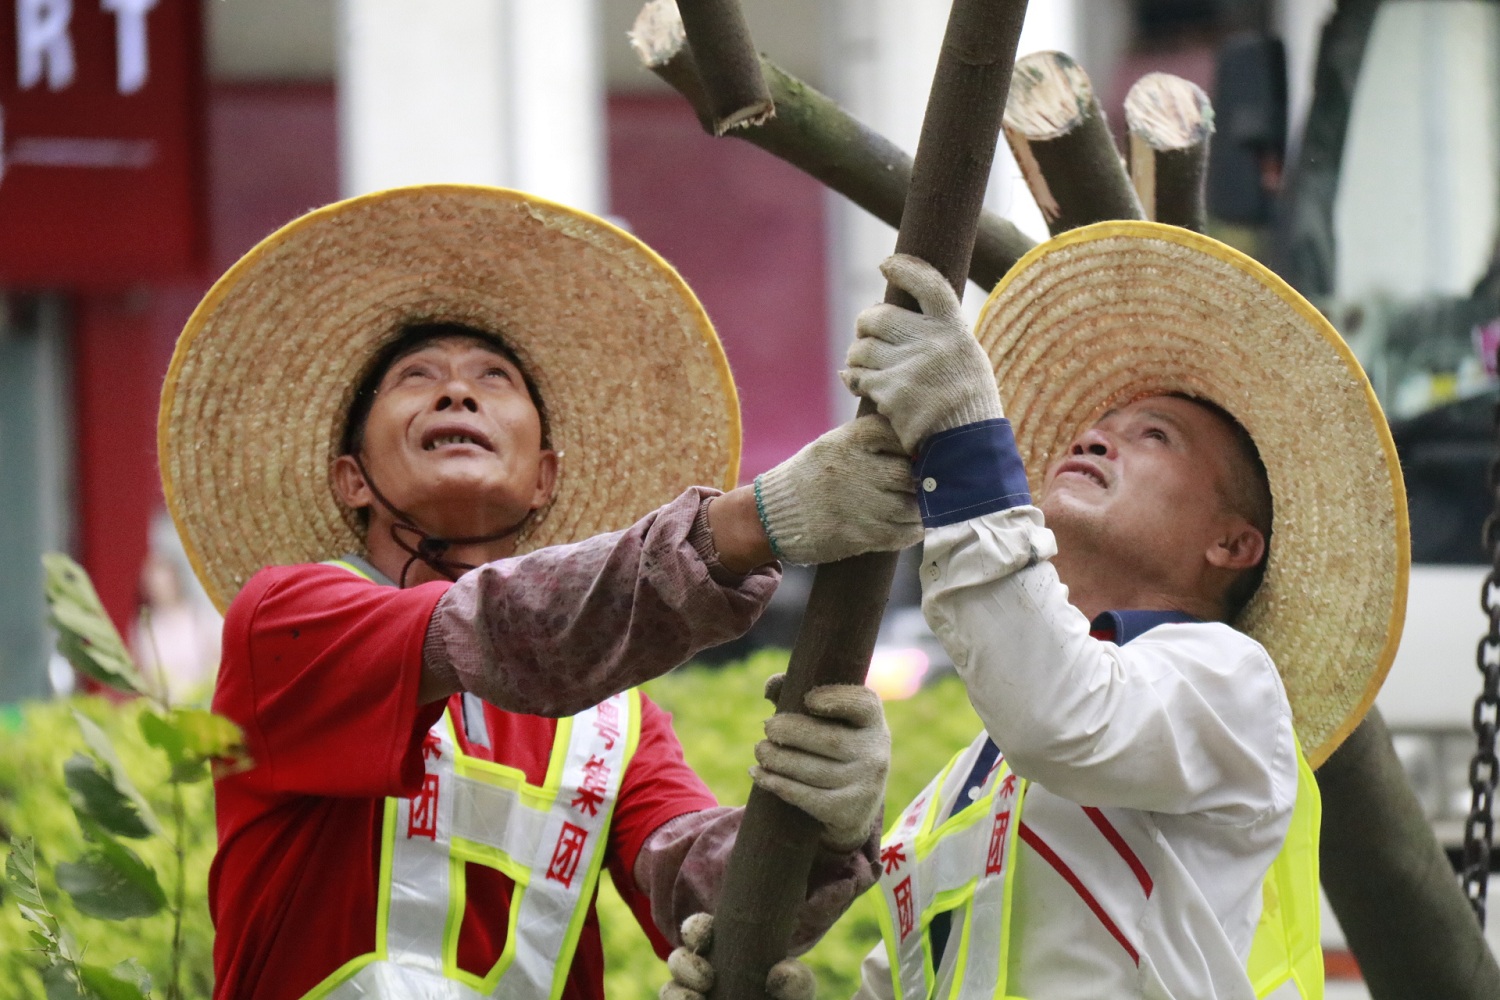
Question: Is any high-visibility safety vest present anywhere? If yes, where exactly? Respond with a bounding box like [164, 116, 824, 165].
[874, 737, 1323, 1000]
[301, 559, 643, 1000]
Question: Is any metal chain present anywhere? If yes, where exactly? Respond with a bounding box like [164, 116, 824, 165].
[1465, 390, 1500, 926]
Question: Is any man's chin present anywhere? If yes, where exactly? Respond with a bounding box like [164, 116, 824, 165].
[1038, 491, 1104, 533]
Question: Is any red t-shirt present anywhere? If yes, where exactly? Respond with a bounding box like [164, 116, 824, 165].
[209, 563, 718, 1000]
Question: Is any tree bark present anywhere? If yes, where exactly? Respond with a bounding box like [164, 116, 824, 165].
[1003, 50, 1144, 236]
[1125, 72, 1213, 233]
[702, 2, 1031, 997]
[669, 0, 773, 133]
[1317, 707, 1500, 998]
[630, 0, 1035, 291]
[1273, 0, 1383, 296]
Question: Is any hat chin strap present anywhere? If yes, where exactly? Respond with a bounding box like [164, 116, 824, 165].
[353, 454, 531, 588]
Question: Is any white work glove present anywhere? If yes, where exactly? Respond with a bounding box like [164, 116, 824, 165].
[752, 673, 890, 852]
[843, 254, 1004, 454]
[661, 913, 816, 1000]
[754, 413, 921, 565]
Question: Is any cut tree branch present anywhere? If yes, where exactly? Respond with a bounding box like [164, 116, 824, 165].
[630, 0, 1035, 291]
[1125, 72, 1214, 233]
[1003, 50, 1144, 235]
[701, 1, 1032, 997]
[668, 0, 773, 133]
[1317, 708, 1500, 998]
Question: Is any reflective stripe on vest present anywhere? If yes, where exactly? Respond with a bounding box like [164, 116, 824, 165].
[876, 739, 1323, 1000]
[876, 738, 1028, 999]
[304, 560, 642, 1000]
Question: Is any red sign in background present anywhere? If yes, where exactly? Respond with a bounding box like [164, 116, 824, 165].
[0, 0, 204, 288]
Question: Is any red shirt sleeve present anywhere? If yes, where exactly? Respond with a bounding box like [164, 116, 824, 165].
[214, 563, 451, 800]
[605, 694, 718, 956]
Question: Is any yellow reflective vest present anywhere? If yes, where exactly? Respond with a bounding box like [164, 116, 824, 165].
[875, 741, 1322, 999]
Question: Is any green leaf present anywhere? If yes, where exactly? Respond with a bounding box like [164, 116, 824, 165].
[42, 553, 144, 696]
[109, 959, 152, 996]
[6, 835, 47, 909]
[78, 961, 151, 1000]
[55, 837, 166, 920]
[42, 964, 90, 1000]
[63, 754, 153, 839]
[140, 708, 248, 783]
[18, 902, 57, 939]
[71, 712, 163, 838]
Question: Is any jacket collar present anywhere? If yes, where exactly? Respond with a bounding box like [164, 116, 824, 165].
[1090, 609, 1202, 645]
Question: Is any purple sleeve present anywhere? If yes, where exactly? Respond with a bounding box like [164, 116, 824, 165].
[632, 807, 881, 956]
[423, 487, 779, 717]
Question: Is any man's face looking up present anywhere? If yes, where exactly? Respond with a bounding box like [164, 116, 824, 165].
[332, 335, 558, 541]
[1039, 394, 1270, 620]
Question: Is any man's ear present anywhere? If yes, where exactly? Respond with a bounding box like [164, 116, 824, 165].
[1207, 520, 1266, 573]
[530, 449, 560, 510]
[332, 454, 374, 510]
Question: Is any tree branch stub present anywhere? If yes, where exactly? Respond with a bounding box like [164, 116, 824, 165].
[669, 0, 773, 133]
[1125, 72, 1214, 233]
[1003, 50, 1144, 235]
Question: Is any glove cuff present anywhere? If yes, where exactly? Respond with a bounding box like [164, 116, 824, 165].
[930, 392, 1005, 438]
[753, 470, 803, 564]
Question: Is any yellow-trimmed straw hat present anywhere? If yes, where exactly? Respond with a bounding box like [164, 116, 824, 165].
[160, 185, 739, 614]
[977, 220, 1409, 768]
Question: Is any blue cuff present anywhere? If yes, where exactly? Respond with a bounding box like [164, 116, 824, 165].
[913, 419, 1032, 528]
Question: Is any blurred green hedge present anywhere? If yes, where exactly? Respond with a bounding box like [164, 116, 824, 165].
[0, 653, 981, 1000]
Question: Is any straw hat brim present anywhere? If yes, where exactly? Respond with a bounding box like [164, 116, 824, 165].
[977, 221, 1409, 768]
[160, 185, 740, 614]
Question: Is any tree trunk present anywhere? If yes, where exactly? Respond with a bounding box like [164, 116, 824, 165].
[702, 2, 1031, 997]
[1125, 72, 1213, 233]
[1273, 0, 1383, 296]
[670, 0, 773, 133]
[1317, 707, 1500, 998]
[1003, 50, 1144, 235]
[630, 0, 1035, 291]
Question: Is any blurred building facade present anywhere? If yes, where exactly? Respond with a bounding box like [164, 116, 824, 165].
[0, 0, 1332, 702]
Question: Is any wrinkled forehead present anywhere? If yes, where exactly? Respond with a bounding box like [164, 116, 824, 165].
[1090, 392, 1234, 438]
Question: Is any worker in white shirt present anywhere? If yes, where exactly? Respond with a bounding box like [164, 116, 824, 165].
[663, 222, 1408, 1000]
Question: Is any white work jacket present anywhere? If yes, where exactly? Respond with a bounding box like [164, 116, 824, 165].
[855, 506, 1304, 1000]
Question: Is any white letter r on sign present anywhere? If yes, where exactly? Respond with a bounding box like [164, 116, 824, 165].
[17, 0, 76, 91]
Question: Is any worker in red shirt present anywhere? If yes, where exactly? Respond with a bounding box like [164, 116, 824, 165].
[159, 186, 921, 1000]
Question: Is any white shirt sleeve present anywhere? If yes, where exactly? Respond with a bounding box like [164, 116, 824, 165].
[920, 507, 1295, 825]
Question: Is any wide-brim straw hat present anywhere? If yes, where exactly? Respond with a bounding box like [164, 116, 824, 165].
[978, 220, 1409, 768]
[160, 185, 739, 614]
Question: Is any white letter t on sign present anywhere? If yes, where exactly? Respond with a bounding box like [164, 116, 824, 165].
[101, 0, 157, 95]
[17, 0, 75, 91]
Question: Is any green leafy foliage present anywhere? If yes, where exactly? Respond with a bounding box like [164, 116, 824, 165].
[42, 554, 146, 698]
[71, 713, 165, 840]
[3, 556, 245, 999]
[7, 835, 156, 1000]
[0, 698, 218, 1000]
[77, 960, 152, 1000]
[139, 709, 248, 785]
[56, 838, 167, 921]
[64, 756, 155, 841]
[597, 651, 983, 999]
